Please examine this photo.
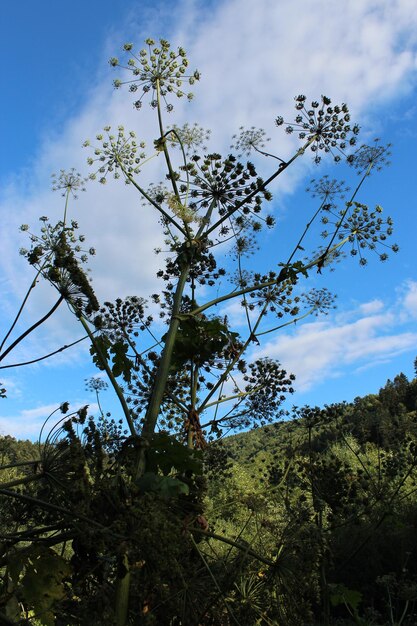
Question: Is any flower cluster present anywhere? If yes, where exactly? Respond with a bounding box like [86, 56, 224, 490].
[247, 271, 301, 317]
[167, 123, 211, 156]
[93, 296, 150, 341]
[231, 126, 270, 157]
[275, 95, 360, 164]
[51, 168, 87, 199]
[84, 126, 145, 184]
[321, 202, 398, 264]
[306, 175, 349, 204]
[85, 377, 108, 393]
[20, 217, 98, 315]
[238, 358, 295, 427]
[180, 153, 272, 223]
[349, 139, 391, 174]
[109, 38, 200, 111]
[302, 288, 336, 315]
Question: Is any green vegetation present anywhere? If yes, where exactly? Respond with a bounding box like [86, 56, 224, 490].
[0, 37, 405, 624]
[2, 366, 417, 624]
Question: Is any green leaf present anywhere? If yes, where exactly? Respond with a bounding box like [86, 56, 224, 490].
[110, 340, 133, 383]
[330, 584, 362, 611]
[167, 316, 239, 369]
[89, 334, 111, 370]
[146, 432, 203, 475]
[136, 471, 189, 498]
[7, 545, 71, 626]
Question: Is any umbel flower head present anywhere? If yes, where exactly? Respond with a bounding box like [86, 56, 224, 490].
[306, 175, 349, 204]
[84, 126, 146, 184]
[321, 201, 399, 265]
[302, 288, 336, 315]
[231, 126, 271, 157]
[349, 138, 392, 174]
[275, 95, 360, 164]
[180, 153, 272, 221]
[20, 217, 98, 315]
[51, 168, 87, 199]
[109, 38, 200, 111]
[167, 122, 211, 157]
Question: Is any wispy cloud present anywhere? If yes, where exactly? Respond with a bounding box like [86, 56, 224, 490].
[2, 0, 417, 310]
[252, 281, 417, 392]
[1, 0, 417, 427]
[0, 402, 98, 440]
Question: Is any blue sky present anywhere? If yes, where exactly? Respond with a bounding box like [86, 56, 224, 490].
[1, 0, 417, 439]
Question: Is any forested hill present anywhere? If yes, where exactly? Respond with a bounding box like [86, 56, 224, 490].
[220, 366, 417, 463]
[203, 362, 417, 624]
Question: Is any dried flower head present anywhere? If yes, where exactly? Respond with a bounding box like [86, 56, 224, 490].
[51, 168, 87, 199]
[110, 38, 200, 111]
[168, 123, 211, 156]
[84, 126, 146, 184]
[302, 288, 336, 315]
[275, 95, 360, 164]
[85, 377, 108, 392]
[306, 176, 349, 203]
[349, 139, 391, 174]
[94, 296, 149, 341]
[231, 127, 270, 157]
[20, 217, 98, 315]
[248, 271, 300, 317]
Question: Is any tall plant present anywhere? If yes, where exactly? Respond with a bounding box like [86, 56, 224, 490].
[0, 38, 397, 625]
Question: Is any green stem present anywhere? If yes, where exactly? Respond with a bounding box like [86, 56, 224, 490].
[0, 488, 123, 534]
[198, 300, 268, 413]
[189, 237, 349, 318]
[142, 266, 190, 437]
[0, 473, 44, 490]
[115, 549, 130, 626]
[121, 162, 187, 236]
[189, 534, 242, 626]
[189, 527, 275, 567]
[156, 79, 192, 240]
[0, 333, 91, 370]
[255, 307, 315, 338]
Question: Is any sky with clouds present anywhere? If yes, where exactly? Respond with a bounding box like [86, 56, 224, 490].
[1, 0, 417, 439]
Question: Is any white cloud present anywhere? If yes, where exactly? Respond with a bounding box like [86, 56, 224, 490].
[251, 285, 417, 391]
[359, 299, 385, 315]
[403, 280, 417, 317]
[0, 402, 98, 440]
[1, 0, 417, 418]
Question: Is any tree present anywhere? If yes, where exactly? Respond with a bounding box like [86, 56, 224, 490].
[0, 38, 398, 625]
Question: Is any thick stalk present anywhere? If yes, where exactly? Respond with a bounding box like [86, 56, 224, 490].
[115, 549, 130, 626]
[142, 266, 190, 436]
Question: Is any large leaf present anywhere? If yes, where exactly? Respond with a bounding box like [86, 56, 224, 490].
[136, 472, 189, 498]
[146, 432, 203, 475]
[7, 545, 71, 626]
[167, 315, 239, 369]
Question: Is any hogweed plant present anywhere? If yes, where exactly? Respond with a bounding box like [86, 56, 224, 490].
[0, 38, 398, 625]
